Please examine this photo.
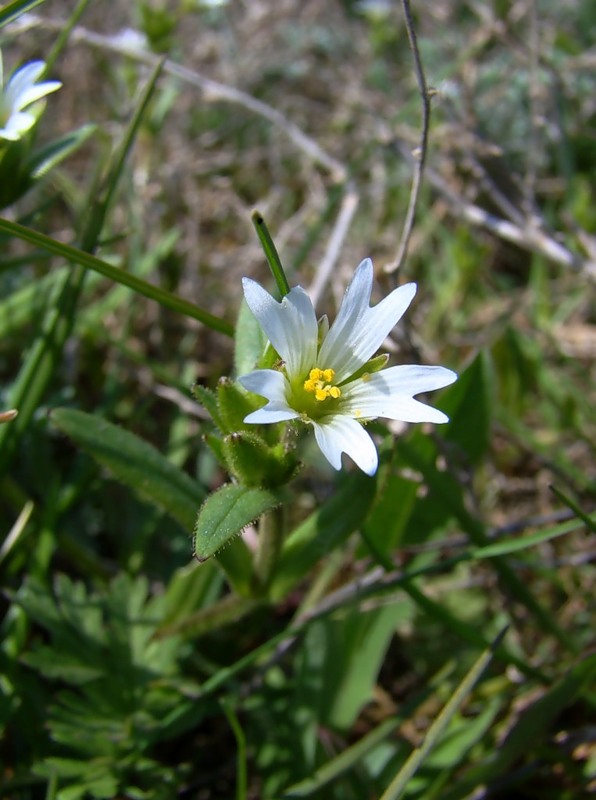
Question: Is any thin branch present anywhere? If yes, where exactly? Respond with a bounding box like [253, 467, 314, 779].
[386, 0, 431, 274]
[524, 0, 540, 219]
[308, 182, 359, 306]
[8, 14, 348, 182]
[393, 140, 596, 278]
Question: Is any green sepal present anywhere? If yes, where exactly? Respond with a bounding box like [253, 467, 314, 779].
[193, 383, 226, 432]
[203, 432, 226, 468]
[344, 353, 389, 384]
[257, 342, 280, 370]
[217, 377, 259, 433]
[222, 430, 299, 488]
[193, 483, 285, 562]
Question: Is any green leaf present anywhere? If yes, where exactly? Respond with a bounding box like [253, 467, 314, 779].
[27, 124, 97, 180]
[217, 377, 261, 433]
[0, 0, 46, 27]
[362, 471, 418, 556]
[270, 471, 377, 601]
[192, 384, 226, 432]
[51, 407, 206, 530]
[50, 411, 255, 592]
[193, 483, 285, 562]
[441, 350, 492, 465]
[300, 602, 410, 731]
[0, 217, 234, 336]
[378, 629, 506, 800]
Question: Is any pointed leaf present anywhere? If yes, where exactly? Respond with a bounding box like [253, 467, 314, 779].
[0, 0, 46, 27]
[51, 407, 205, 529]
[194, 483, 284, 562]
[270, 471, 377, 601]
[27, 124, 96, 179]
[440, 350, 492, 465]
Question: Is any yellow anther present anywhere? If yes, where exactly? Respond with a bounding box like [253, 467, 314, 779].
[304, 367, 341, 402]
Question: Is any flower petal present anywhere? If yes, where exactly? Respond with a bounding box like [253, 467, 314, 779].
[245, 405, 299, 424]
[317, 258, 373, 376]
[0, 110, 35, 139]
[341, 365, 456, 423]
[239, 369, 299, 423]
[11, 80, 61, 111]
[242, 279, 317, 378]
[4, 61, 45, 109]
[319, 259, 417, 380]
[312, 415, 378, 475]
[239, 368, 288, 401]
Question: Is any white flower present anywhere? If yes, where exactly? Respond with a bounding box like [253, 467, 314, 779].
[0, 53, 62, 142]
[239, 258, 457, 476]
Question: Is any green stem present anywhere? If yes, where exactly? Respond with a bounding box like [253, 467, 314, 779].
[254, 505, 285, 594]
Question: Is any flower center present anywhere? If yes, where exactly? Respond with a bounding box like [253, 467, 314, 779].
[303, 368, 341, 402]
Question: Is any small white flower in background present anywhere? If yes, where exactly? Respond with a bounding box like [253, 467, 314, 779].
[0, 52, 62, 142]
[239, 258, 457, 476]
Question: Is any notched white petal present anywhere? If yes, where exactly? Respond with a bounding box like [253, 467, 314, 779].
[320, 269, 417, 380]
[242, 279, 317, 377]
[312, 416, 378, 475]
[238, 368, 287, 402]
[239, 369, 297, 424]
[341, 365, 455, 424]
[245, 405, 299, 424]
[14, 81, 61, 110]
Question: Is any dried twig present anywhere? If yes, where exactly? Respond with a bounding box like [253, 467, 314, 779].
[8, 14, 348, 182]
[393, 140, 596, 278]
[386, 0, 431, 274]
[308, 183, 359, 306]
[524, 0, 540, 219]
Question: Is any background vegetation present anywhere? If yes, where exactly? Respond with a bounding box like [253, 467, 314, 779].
[0, 0, 594, 798]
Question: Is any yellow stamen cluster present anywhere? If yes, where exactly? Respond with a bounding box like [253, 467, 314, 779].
[304, 368, 341, 402]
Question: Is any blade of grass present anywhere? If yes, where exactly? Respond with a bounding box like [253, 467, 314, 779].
[439, 652, 596, 800]
[378, 628, 507, 800]
[43, 0, 91, 76]
[0, 61, 178, 476]
[399, 439, 579, 654]
[0, 217, 233, 336]
[0, 0, 45, 27]
[550, 484, 596, 533]
[221, 700, 248, 800]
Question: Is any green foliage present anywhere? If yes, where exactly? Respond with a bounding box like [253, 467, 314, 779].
[0, 0, 46, 28]
[193, 483, 285, 562]
[51, 407, 207, 526]
[0, 124, 96, 209]
[12, 574, 196, 799]
[0, 2, 594, 799]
